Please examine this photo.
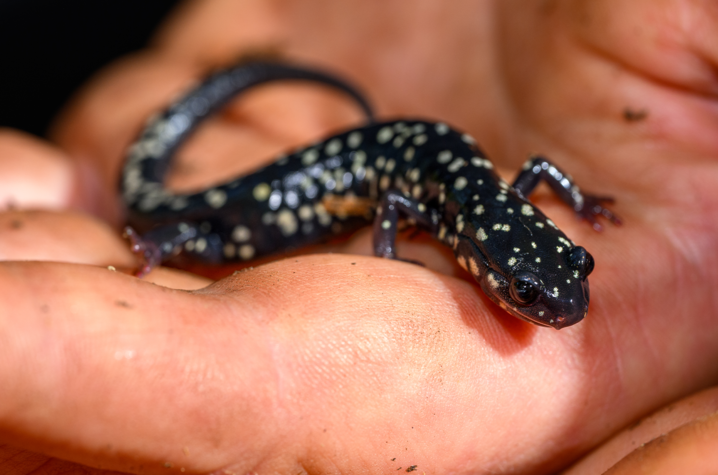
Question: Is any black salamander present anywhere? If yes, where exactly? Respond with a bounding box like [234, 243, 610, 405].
[121, 60, 619, 330]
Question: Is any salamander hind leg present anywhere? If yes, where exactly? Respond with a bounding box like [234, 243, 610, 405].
[511, 155, 622, 231]
[124, 223, 224, 277]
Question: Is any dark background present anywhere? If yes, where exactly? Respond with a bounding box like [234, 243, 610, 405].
[0, 0, 180, 137]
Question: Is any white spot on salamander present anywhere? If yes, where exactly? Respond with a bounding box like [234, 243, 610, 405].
[253, 183, 271, 201]
[461, 133, 476, 144]
[377, 126, 394, 143]
[454, 176, 468, 190]
[302, 149, 319, 166]
[457, 255, 468, 271]
[195, 238, 207, 253]
[324, 138, 342, 156]
[559, 237, 572, 247]
[508, 257, 517, 267]
[438, 224, 447, 240]
[381, 220, 391, 230]
[474, 205, 485, 215]
[408, 168, 421, 182]
[437, 150, 453, 164]
[477, 228, 488, 241]
[277, 209, 298, 236]
[223, 243, 236, 258]
[347, 132, 363, 148]
[204, 189, 227, 209]
[521, 204, 534, 216]
[404, 146, 415, 161]
[469, 258, 480, 276]
[413, 134, 428, 146]
[353, 149, 367, 165]
[448, 158, 466, 173]
[298, 205, 314, 221]
[239, 244, 256, 260]
[435, 123, 449, 135]
[487, 272, 500, 289]
[232, 225, 251, 242]
[170, 196, 188, 210]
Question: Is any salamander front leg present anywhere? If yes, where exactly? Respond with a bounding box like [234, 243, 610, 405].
[373, 189, 438, 263]
[512, 155, 622, 231]
[124, 223, 223, 277]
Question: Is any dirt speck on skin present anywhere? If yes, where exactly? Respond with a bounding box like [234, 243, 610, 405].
[623, 108, 648, 122]
[115, 300, 133, 309]
[406, 466, 418, 472]
[9, 219, 23, 229]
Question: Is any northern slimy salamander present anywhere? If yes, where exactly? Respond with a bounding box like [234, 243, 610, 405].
[121, 60, 619, 329]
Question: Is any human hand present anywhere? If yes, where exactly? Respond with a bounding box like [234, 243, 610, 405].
[2, 0, 718, 473]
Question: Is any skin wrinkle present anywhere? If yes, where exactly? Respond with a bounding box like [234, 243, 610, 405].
[569, 0, 718, 97]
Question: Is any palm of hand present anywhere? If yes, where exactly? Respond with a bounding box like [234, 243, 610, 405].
[2, 0, 717, 474]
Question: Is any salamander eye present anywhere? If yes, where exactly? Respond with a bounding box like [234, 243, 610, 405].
[567, 246, 594, 277]
[509, 272, 541, 306]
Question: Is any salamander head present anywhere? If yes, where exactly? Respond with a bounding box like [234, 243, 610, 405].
[477, 244, 594, 329]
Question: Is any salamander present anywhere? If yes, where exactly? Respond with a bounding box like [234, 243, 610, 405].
[121, 60, 619, 329]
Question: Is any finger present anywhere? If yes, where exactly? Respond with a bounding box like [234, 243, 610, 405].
[0, 210, 135, 268]
[566, 387, 718, 474]
[0, 129, 78, 211]
[0, 209, 211, 291]
[604, 412, 718, 474]
[0, 262, 276, 474]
